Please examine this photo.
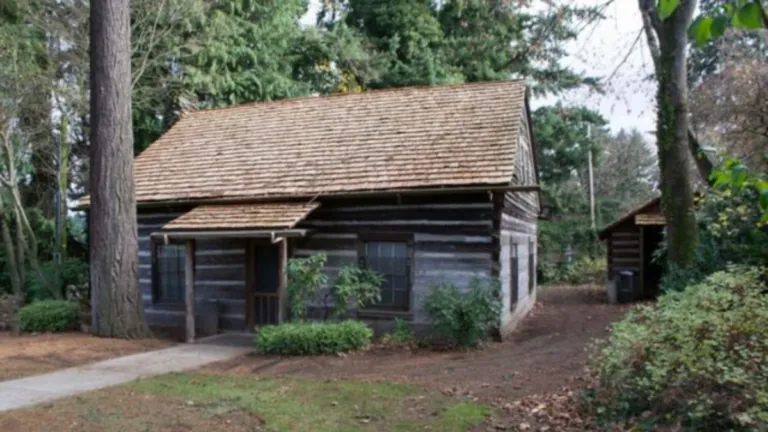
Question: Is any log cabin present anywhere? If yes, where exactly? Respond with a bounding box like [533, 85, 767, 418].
[598, 197, 665, 299]
[83, 80, 541, 341]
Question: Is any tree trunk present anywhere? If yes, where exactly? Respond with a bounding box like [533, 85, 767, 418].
[639, 0, 715, 184]
[655, 0, 699, 268]
[89, 0, 150, 338]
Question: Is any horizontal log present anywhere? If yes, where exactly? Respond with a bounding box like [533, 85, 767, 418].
[303, 219, 493, 227]
[139, 265, 246, 281]
[415, 251, 492, 261]
[293, 248, 357, 257]
[414, 233, 492, 243]
[317, 202, 493, 212]
[308, 233, 358, 239]
[321, 193, 492, 208]
[611, 257, 640, 266]
[294, 237, 358, 250]
[416, 241, 495, 254]
[415, 257, 493, 273]
[297, 224, 492, 236]
[309, 208, 494, 222]
[611, 240, 640, 247]
[611, 229, 639, 238]
[610, 249, 640, 259]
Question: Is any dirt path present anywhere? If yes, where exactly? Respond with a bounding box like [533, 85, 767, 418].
[204, 286, 629, 404]
[0, 332, 169, 381]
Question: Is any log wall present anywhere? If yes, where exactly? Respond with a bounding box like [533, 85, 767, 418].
[498, 109, 540, 337]
[294, 194, 496, 324]
[137, 208, 248, 332]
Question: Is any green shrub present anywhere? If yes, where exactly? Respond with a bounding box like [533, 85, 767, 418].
[424, 278, 501, 348]
[327, 265, 384, 319]
[659, 160, 768, 293]
[540, 256, 606, 285]
[380, 318, 414, 346]
[255, 320, 373, 355]
[18, 300, 80, 333]
[286, 254, 328, 321]
[586, 266, 768, 431]
[26, 257, 89, 302]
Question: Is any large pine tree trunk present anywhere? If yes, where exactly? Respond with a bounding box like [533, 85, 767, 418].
[655, 1, 698, 268]
[89, 0, 150, 338]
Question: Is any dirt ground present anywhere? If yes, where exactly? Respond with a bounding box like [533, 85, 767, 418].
[0, 332, 171, 381]
[204, 285, 629, 405]
[0, 286, 630, 431]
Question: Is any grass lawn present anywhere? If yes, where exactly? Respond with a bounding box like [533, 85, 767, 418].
[0, 373, 490, 432]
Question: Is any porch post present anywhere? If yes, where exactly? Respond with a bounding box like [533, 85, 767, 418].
[185, 239, 195, 343]
[277, 238, 288, 323]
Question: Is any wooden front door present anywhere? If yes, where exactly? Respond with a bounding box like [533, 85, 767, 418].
[249, 244, 281, 327]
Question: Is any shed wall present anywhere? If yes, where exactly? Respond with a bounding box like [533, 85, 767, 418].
[606, 221, 642, 282]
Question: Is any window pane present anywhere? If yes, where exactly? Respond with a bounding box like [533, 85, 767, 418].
[155, 244, 185, 303]
[365, 241, 409, 310]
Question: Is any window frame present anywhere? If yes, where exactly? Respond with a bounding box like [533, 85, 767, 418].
[356, 232, 414, 316]
[151, 240, 188, 307]
[528, 239, 536, 294]
[510, 240, 519, 310]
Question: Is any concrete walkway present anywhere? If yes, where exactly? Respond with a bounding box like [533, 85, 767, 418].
[0, 334, 252, 412]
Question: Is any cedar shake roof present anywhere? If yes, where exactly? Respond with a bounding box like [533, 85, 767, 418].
[598, 197, 662, 240]
[162, 202, 319, 230]
[128, 80, 528, 204]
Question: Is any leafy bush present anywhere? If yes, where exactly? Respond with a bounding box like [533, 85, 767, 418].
[18, 300, 80, 333]
[255, 320, 373, 355]
[586, 266, 768, 431]
[26, 257, 89, 302]
[424, 278, 502, 348]
[540, 256, 606, 285]
[326, 265, 384, 319]
[659, 159, 768, 292]
[286, 254, 327, 321]
[380, 318, 414, 346]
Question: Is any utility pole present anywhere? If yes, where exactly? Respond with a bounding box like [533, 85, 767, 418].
[587, 123, 596, 231]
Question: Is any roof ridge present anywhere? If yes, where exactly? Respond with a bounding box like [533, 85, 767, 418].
[183, 79, 527, 117]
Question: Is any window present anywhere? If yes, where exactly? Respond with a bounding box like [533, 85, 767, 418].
[360, 240, 411, 311]
[153, 243, 186, 304]
[528, 239, 536, 294]
[510, 241, 519, 310]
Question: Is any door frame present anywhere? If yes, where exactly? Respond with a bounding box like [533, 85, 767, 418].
[245, 239, 288, 329]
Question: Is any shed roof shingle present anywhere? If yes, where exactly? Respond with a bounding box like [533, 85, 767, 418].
[133, 80, 528, 204]
[162, 202, 319, 230]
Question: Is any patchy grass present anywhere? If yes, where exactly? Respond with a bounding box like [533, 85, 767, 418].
[0, 373, 490, 432]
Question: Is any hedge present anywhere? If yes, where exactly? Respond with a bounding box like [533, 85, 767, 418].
[18, 300, 80, 333]
[255, 321, 372, 355]
[586, 266, 768, 430]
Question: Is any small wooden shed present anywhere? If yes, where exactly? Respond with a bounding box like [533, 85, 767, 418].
[598, 197, 665, 299]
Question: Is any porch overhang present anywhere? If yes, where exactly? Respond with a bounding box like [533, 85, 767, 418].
[150, 201, 317, 343]
[150, 228, 310, 241]
[161, 201, 320, 231]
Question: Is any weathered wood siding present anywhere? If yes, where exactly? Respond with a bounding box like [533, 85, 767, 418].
[606, 222, 641, 281]
[137, 208, 247, 331]
[498, 107, 540, 337]
[294, 194, 496, 324]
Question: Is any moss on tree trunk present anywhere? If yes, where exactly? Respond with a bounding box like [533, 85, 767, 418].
[655, 1, 698, 268]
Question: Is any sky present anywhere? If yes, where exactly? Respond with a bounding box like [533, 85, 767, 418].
[300, 0, 657, 136]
